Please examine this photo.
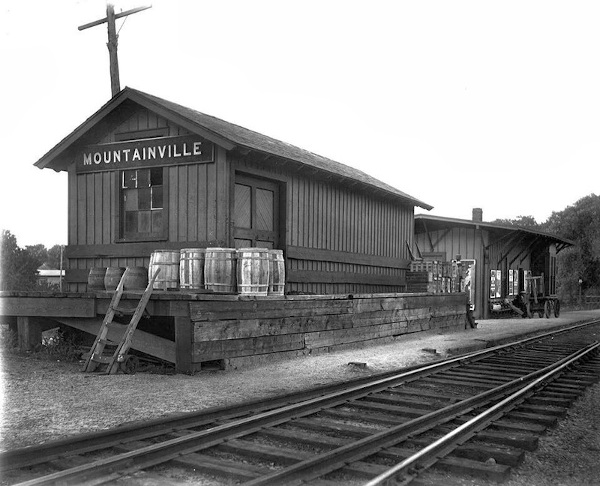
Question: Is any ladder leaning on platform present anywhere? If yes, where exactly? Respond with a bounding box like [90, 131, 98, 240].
[83, 267, 160, 374]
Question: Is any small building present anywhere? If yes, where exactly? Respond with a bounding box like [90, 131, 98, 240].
[413, 209, 573, 319]
[35, 87, 432, 295]
[36, 266, 64, 287]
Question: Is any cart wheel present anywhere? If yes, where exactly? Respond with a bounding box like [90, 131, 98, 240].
[554, 299, 561, 318]
[544, 300, 551, 319]
[120, 355, 139, 374]
[526, 303, 533, 318]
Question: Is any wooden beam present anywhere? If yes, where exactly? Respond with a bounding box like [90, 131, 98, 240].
[174, 316, 194, 373]
[56, 317, 176, 364]
[432, 228, 451, 248]
[497, 232, 526, 266]
[286, 246, 410, 270]
[1, 296, 95, 317]
[287, 270, 405, 286]
[421, 221, 435, 252]
[78, 5, 152, 31]
[16, 317, 59, 351]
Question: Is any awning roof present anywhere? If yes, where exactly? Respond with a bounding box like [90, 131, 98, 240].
[415, 213, 574, 248]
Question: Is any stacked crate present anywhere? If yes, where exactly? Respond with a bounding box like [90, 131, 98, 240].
[408, 260, 464, 294]
[408, 261, 442, 293]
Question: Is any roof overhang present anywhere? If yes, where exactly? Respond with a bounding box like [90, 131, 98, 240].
[34, 87, 433, 211]
[414, 213, 574, 249]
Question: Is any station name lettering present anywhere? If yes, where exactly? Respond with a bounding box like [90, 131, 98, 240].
[83, 141, 202, 166]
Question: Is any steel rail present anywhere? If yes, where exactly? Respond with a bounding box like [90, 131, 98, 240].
[364, 340, 600, 486]
[241, 341, 600, 486]
[8, 319, 599, 484]
[4, 319, 595, 473]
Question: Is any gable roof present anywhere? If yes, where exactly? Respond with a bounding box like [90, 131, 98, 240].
[34, 87, 433, 210]
[414, 213, 574, 248]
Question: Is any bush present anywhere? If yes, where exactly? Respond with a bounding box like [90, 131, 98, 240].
[38, 328, 84, 362]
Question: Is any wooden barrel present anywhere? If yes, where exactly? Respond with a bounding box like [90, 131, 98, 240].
[180, 248, 206, 290]
[268, 250, 285, 295]
[87, 267, 107, 292]
[123, 266, 148, 291]
[149, 250, 180, 290]
[204, 248, 237, 293]
[236, 248, 270, 296]
[104, 267, 126, 291]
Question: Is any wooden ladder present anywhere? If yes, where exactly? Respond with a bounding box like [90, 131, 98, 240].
[83, 267, 160, 374]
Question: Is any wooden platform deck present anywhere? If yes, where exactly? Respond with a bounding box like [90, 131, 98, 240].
[0, 291, 468, 373]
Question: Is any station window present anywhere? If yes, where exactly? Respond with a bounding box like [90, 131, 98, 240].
[120, 167, 165, 240]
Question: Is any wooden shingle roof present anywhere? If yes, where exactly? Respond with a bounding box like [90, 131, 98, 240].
[35, 87, 432, 210]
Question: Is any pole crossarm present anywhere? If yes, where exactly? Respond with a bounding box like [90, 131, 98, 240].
[78, 5, 152, 31]
[78, 4, 151, 97]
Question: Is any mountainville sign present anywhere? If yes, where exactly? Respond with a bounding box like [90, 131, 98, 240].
[76, 135, 214, 172]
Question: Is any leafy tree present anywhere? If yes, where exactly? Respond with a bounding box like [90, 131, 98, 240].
[46, 245, 64, 270]
[493, 215, 539, 228]
[544, 194, 600, 302]
[0, 230, 43, 291]
[25, 244, 48, 266]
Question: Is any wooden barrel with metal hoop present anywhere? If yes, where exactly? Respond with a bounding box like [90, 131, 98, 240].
[236, 247, 270, 296]
[204, 248, 237, 293]
[149, 250, 180, 290]
[268, 249, 285, 296]
[104, 267, 126, 291]
[123, 266, 148, 290]
[180, 248, 207, 291]
[87, 267, 107, 292]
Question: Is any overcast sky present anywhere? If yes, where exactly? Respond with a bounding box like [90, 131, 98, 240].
[1, 0, 599, 248]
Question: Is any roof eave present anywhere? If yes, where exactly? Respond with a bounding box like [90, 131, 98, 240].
[414, 214, 574, 247]
[34, 87, 240, 172]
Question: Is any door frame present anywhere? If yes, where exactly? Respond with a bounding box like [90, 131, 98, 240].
[230, 168, 287, 250]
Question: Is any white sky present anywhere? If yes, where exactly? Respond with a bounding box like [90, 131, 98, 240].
[1, 0, 599, 248]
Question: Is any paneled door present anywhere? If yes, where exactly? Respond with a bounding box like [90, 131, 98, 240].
[233, 174, 280, 249]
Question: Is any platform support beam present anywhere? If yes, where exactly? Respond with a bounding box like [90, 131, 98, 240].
[174, 316, 193, 374]
[17, 317, 57, 351]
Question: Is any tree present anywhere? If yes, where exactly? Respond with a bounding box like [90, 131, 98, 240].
[544, 194, 600, 302]
[25, 244, 48, 266]
[493, 215, 539, 228]
[46, 245, 64, 270]
[0, 230, 43, 291]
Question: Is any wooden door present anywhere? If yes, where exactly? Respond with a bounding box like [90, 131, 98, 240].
[233, 174, 280, 249]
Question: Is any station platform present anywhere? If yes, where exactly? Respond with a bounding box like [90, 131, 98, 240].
[235, 309, 600, 391]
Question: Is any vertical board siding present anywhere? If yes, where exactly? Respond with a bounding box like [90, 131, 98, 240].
[67, 108, 224, 290]
[232, 155, 412, 294]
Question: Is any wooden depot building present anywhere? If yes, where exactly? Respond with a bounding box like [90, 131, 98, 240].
[413, 209, 573, 320]
[1, 88, 469, 372]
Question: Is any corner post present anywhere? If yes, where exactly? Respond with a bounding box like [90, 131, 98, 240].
[174, 316, 194, 374]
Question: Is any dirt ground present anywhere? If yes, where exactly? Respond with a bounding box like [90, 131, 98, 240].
[1, 315, 599, 485]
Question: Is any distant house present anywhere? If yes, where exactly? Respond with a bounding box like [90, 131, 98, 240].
[36, 265, 64, 287]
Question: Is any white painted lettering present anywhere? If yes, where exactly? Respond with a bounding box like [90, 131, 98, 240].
[113, 151, 121, 163]
[158, 145, 166, 158]
[122, 149, 131, 162]
[93, 153, 102, 164]
[148, 147, 156, 159]
[132, 149, 141, 161]
[193, 142, 202, 155]
[83, 153, 92, 165]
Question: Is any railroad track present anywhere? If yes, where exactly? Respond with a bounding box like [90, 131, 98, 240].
[2, 320, 599, 486]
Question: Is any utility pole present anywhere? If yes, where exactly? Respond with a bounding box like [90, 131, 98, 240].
[78, 3, 151, 97]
